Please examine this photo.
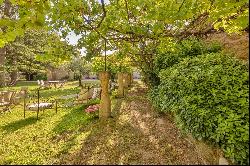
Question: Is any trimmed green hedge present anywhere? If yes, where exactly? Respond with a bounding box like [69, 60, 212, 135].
[148, 39, 222, 87]
[149, 52, 249, 164]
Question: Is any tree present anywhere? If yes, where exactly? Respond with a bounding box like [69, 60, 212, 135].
[46, 0, 248, 86]
[4, 29, 77, 84]
[0, 0, 17, 86]
[68, 54, 92, 87]
[1, 0, 248, 59]
[0, 0, 248, 117]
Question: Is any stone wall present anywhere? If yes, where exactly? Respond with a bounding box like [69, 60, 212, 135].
[47, 67, 74, 81]
[205, 32, 249, 61]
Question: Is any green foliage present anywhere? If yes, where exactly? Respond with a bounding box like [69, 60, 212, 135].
[45, 0, 248, 83]
[33, 72, 47, 81]
[143, 38, 222, 87]
[154, 38, 222, 74]
[5, 30, 75, 76]
[91, 53, 133, 81]
[149, 52, 249, 164]
[0, 0, 50, 48]
[68, 56, 91, 81]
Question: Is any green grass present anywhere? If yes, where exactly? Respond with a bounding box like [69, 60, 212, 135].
[0, 81, 100, 164]
[0, 80, 100, 91]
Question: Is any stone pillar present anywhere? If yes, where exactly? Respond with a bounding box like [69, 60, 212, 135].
[123, 73, 129, 88]
[130, 73, 133, 85]
[99, 71, 111, 119]
[126, 73, 132, 87]
[123, 73, 131, 95]
[117, 72, 124, 97]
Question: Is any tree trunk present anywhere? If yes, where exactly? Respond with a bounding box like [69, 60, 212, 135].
[8, 54, 18, 86]
[51, 68, 57, 80]
[78, 75, 82, 87]
[9, 70, 18, 85]
[0, 0, 14, 87]
[0, 47, 6, 87]
[99, 71, 111, 119]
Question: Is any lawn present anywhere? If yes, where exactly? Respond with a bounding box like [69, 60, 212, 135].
[0, 80, 220, 165]
[0, 80, 100, 164]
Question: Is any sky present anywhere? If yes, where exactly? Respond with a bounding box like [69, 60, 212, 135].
[65, 32, 85, 55]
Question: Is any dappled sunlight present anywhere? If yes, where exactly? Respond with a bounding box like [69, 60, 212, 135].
[54, 82, 217, 165]
[1, 0, 248, 163]
[0, 85, 100, 165]
[63, 130, 92, 155]
[0, 81, 221, 164]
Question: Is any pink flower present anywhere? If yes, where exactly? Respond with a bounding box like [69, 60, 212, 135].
[84, 104, 99, 113]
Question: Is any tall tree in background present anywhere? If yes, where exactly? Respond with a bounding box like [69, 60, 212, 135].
[68, 55, 92, 87]
[0, 0, 17, 86]
[4, 29, 77, 84]
[5, 30, 48, 84]
[0, 0, 50, 86]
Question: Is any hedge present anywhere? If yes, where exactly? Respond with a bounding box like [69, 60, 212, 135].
[149, 52, 249, 164]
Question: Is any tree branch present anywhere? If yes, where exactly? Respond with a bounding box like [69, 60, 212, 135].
[95, 0, 107, 29]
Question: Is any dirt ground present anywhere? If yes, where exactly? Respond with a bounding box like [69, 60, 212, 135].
[57, 81, 221, 165]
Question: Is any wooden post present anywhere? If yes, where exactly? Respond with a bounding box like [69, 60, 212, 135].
[99, 71, 111, 119]
[117, 72, 124, 97]
[24, 94, 26, 118]
[0, 47, 5, 87]
[55, 100, 57, 113]
[87, 86, 90, 103]
[37, 89, 40, 120]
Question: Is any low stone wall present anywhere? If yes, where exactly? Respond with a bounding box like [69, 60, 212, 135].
[205, 32, 249, 61]
[47, 68, 74, 81]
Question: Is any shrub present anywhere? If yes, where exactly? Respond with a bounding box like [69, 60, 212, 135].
[149, 52, 249, 164]
[34, 72, 47, 81]
[149, 38, 222, 87]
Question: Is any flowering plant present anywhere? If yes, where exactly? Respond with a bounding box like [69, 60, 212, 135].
[84, 104, 99, 114]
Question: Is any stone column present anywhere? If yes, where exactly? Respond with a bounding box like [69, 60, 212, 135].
[123, 73, 128, 88]
[123, 73, 131, 95]
[99, 71, 111, 119]
[117, 72, 124, 97]
[128, 73, 132, 87]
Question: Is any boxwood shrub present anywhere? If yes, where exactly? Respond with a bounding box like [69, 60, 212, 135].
[149, 52, 249, 164]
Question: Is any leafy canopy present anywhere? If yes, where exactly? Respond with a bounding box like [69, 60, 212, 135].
[1, 0, 248, 48]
